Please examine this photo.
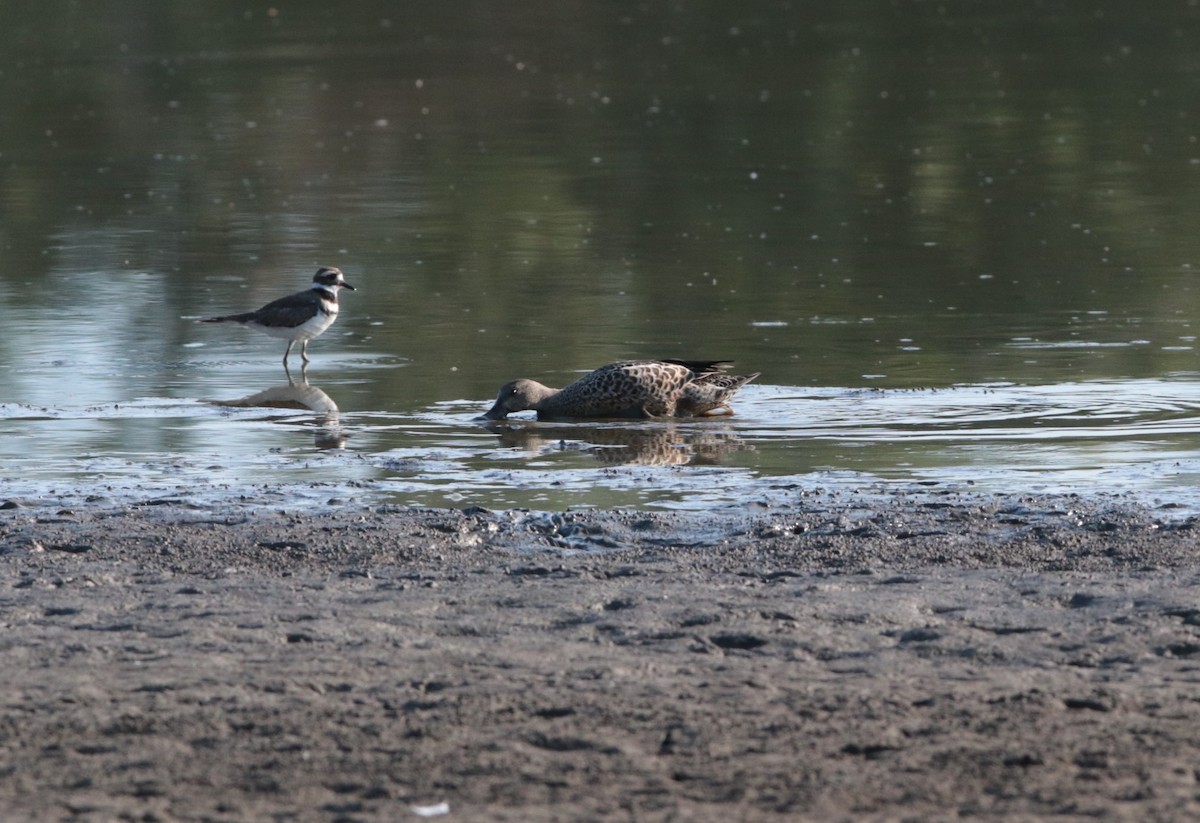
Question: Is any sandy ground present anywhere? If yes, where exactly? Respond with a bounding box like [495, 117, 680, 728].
[2, 491, 1200, 821]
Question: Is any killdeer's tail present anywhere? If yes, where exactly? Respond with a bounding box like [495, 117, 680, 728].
[197, 313, 254, 324]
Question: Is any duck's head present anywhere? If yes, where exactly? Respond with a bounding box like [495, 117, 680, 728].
[480, 379, 555, 420]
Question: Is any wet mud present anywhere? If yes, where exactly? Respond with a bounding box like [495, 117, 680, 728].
[2, 491, 1200, 821]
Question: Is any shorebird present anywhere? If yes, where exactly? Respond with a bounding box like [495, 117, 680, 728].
[481, 359, 760, 420]
[198, 267, 355, 365]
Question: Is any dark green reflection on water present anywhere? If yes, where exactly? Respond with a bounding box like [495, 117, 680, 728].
[3, 1, 1200, 411]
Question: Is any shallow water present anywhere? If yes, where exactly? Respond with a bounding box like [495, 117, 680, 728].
[5, 373, 1200, 512]
[4, 3, 1200, 511]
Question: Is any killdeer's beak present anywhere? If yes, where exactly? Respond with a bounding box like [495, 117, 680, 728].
[341, 282, 356, 291]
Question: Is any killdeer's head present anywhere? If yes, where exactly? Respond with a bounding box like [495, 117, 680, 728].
[312, 267, 356, 293]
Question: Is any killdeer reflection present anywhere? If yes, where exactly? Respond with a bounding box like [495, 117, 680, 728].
[198, 267, 356, 365]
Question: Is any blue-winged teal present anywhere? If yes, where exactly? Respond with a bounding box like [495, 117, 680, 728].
[481, 359, 760, 420]
[198, 267, 355, 365]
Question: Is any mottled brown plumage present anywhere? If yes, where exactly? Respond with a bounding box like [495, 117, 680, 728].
[481, 360, 759, 420]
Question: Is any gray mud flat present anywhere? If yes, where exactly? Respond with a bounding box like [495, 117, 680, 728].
[2, 492, 1200, 821]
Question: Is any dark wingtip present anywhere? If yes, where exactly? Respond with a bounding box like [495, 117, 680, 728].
[662, 359, 733, 374]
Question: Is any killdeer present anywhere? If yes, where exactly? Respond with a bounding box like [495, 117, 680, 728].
[198, 267, 356, 365]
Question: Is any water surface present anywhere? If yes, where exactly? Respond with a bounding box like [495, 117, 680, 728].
[4, 2, 1200, 511]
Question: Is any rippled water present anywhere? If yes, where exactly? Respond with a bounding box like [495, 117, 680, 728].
[5, 3, 1200, 511]
[5, 372, 1200, 511]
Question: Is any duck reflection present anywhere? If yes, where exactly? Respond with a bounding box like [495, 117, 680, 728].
[211, 365, 346, 449]
[481, 421, 752, 466]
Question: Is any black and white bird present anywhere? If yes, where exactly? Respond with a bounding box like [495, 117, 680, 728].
[198, 267, 356, 365]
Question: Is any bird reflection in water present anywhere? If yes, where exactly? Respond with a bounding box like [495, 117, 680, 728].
[210, 363, 347, 449]
[481, 420, 752, 466]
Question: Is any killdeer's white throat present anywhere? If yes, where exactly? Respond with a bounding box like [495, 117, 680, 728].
[199, 267, 356, 365]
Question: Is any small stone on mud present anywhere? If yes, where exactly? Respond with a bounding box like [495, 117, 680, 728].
[709, 632, 768, 650]
[49, 544, 91, 554]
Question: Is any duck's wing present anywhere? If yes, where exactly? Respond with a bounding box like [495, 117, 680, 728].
[542, 361, 695, 418]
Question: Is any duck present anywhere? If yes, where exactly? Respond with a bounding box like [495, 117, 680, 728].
[480, 359, 759, 420]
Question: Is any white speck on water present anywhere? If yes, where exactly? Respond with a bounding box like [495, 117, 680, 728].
[412, 801, 450, 817]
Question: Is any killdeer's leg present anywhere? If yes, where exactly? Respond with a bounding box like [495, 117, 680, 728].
[283, 340, 295, 366]
[300, 341, 311, 364]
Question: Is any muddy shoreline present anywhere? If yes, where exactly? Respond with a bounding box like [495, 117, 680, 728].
[2, 491, 1200, 821]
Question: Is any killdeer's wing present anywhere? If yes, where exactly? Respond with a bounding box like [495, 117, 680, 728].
[250, 290, 328, 328]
